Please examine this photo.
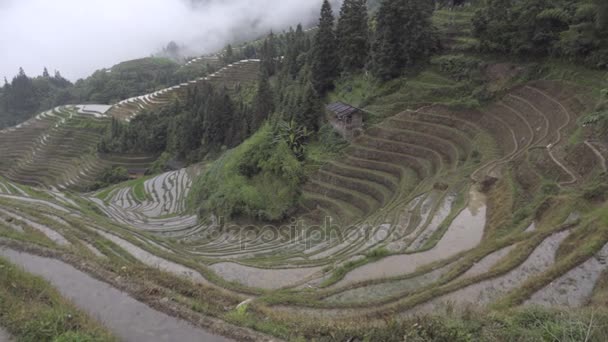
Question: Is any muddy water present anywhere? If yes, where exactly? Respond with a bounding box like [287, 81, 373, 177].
[97, 230, 208, 285]
[409, 230, 571, 314]
[326, 263, 453, 304]
[210, 262, 323, 289]
[0, 248, 231, 342]
[0, 328, 11, 342]
[407, 193, 456, 251]
[526, 242, 608, 307]
[0, 208, 69, 246]
[334, 188, 487, 287]
[0, 195, 69, 213]
[455, 245, 517, 281]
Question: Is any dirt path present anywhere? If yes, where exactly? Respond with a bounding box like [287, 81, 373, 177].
[584, 140, 608, 173]
[526, 86, 579, 186]
[0, 248, 232, 342]
[547, 148, 579, 186]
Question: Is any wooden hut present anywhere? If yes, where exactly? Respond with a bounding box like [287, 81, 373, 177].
[326, 102, 364, 141]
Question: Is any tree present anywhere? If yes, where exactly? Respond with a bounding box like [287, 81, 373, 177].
[260, 33, 277, 76]
[337, 0, 370, 73]
[253, 70, 274, 131]
[311, 0, 339, 94]
[370, 0, 436, 80]
[295, 82, 323, 131]
[370, 0, 404, 80]
[42, 67, 50, 78]
[243, 44, 257, 59]
[275, 119, 312, 161]
[223, 44, 235, 64]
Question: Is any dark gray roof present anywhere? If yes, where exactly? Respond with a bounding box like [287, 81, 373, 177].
[326, 102, 359, 119]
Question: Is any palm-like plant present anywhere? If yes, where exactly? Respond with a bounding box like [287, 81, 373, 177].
[274, 119, 311, 160]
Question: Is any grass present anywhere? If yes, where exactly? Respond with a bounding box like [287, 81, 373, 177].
[0, 256, 115, 341]
[318, 247, 391, 288]
[94, 175, 152, 203]
[329, 61, 488, 126]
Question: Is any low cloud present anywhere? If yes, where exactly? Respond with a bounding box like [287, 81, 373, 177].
[0, 0, 332, 81]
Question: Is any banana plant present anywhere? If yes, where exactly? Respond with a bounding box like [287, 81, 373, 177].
[274, 119, 312, 160]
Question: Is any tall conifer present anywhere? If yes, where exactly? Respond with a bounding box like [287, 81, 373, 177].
[371, 0, 435, 80]
[337, 0, 370, 73]
[311, 0, 339, 95]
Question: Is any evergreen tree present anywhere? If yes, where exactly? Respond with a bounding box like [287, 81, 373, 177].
[252, 70, 274, 131]
[260, 32, 277, 76]
[337, 0, 370, 73]
[7, 68, 38, 114]
[283, 24, 309, 80]
[311, 0, 339, 94]
[295, 82, 323, 131]
[223, 44, 235, 64]
[42, 67, 50, 78]
[243, 44, 257, 59]
[371, 0, 436, 80]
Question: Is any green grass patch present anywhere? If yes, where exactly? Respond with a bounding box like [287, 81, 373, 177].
[0, 256, 115, 341]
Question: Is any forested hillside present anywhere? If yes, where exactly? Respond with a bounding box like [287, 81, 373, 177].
[473, 0, 608, 68]
[0, 57, 215, 129]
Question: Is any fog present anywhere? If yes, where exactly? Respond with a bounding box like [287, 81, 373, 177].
[0, 0, 329, 81]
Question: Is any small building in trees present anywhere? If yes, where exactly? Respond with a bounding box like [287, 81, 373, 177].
[127, 168, 147, 179]
[326, 102, 363, 141]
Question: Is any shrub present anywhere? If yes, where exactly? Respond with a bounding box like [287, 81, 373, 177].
[433, 55, 483, 81]
[88, 166, 130, 191]
[189, 124, 304, 222]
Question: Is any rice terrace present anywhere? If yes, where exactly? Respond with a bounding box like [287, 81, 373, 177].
[1, 0, 608, 341]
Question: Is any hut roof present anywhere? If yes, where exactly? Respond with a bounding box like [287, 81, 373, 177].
[326, 102, 359, 119]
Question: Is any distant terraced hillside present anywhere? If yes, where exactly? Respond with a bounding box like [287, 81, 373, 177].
[107, 59, 260, 121]
[0, 106, 156, 191]
[0, 59, 261, 191]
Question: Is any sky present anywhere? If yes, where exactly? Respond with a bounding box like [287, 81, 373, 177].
[0, 0, 329, 81]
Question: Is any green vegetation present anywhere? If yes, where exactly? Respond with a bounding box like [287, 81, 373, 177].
[0, 68, 72, 129]
[99, 83, 250, 163]
[90, 166, 129, 191]
[371, 0, 437, 80]
[189, 124, 304, 221]
[0, 57, 212, 130]
[0, 256, 115, 341]
[336, 0, 369, 73]
[473, 0, 608, 68]
[311, 0, 339, 94]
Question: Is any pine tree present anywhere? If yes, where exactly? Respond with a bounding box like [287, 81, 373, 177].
[337, 0, 370, 73]
[260, 33, 277, 76]
[252, 70, 274, 131]
[371, 0, 435, 80]
[283, 24, 309, 80]
[311, 0, 339, 95]
[42, 67, 50, 78]
[295, 82, 323, 131]
[223, 44, 235, 64]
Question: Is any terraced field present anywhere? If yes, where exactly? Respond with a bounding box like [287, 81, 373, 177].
[107, 59, 260, 121]
[88, 80, 608, 309]
[0, 106, 157, 191]
[1, 70, 607, 339]
[0, 59, 261, 192]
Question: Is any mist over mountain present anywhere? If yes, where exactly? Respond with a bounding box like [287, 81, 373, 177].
[0, 0, 335, 81]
